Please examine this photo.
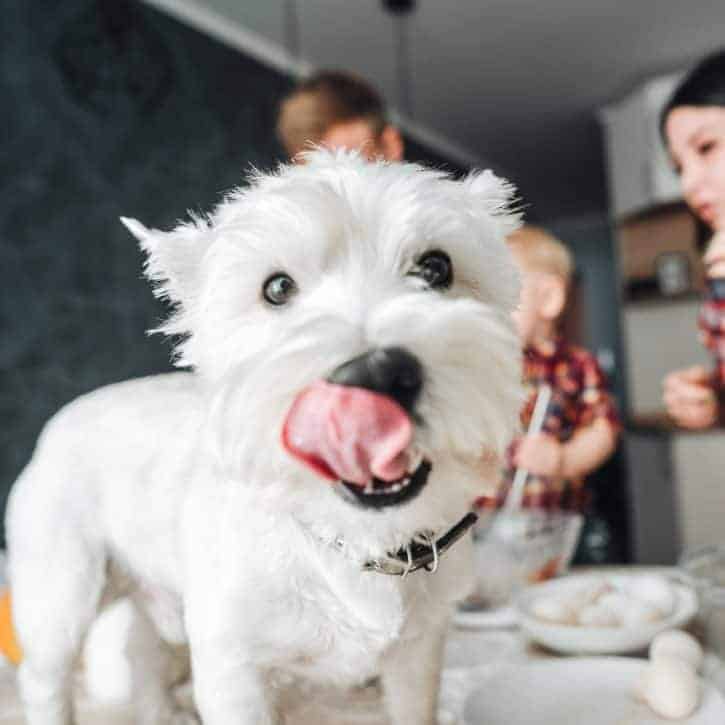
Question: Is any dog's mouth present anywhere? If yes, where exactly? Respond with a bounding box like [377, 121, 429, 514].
[282, 380, 433, 508]
[336, 457, 432, 509]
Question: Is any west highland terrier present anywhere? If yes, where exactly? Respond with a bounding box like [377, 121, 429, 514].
[6, 150, 522, 725]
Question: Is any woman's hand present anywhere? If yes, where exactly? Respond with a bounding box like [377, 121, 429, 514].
[663, 365, 718, 429]
[704, 231, 725, 278]
[513, 433, 563, 477]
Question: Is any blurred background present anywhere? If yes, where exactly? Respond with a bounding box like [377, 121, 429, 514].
[3, 0, 725, 563]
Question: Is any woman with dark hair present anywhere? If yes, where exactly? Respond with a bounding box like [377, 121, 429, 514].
[662, 50, 725, 429]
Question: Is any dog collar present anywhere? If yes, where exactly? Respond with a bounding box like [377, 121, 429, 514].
[328, 512, 478, 577]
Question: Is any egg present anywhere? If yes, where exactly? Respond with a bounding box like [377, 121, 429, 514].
[596, 591, 632, 620]
[530, 595, 578, 625]
[640, 656, 700, 720]
[567, 579, 612, 610]
[577, 603, 620, 627]
[619, 599, 663, 627]
[650, 630, 704, 672]
[625, 575, 676, 617]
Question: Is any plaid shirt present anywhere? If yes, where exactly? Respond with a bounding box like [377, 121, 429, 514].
[478, 337, 620, 512]
[698, 278, 725, 390]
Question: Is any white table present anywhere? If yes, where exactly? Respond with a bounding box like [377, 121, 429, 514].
[278, 613, 725, 724]
[2, 568, 725, 724]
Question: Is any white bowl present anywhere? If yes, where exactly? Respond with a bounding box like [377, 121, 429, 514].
[515, 573, 698, 655]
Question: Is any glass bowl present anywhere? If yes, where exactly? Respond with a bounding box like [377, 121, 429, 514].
[465, 510, 583, 610]
[679, 544, 725, 656]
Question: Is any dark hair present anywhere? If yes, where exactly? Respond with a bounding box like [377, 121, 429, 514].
[277, 71, 388, 156]
[660, 50, 725, 138]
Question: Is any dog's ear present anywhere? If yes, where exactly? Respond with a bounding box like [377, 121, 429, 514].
[121, 216, 212, 306]
[462, 170, 521, 237]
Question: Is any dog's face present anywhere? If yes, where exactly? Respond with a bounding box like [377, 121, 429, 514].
[123, 151, 522, 550]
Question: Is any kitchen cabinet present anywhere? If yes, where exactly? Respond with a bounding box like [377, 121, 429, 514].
[601, 73, 683, 221]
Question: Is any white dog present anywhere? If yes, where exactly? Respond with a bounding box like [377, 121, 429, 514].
[6, 150, 522, 725]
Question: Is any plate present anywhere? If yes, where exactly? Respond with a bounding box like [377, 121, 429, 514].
[463, 658, 725, 724]
[515, 573, 698, 655]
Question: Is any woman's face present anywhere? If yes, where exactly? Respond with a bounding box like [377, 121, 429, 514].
[666, 106, 725, 231]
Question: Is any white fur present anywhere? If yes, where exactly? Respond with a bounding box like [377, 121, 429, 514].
[82, 598, 135, 705]
[6, 150, 522, 725]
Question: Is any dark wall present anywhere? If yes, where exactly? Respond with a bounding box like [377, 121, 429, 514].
[549, 215, 629, 563]
[0, 0, 465, 546]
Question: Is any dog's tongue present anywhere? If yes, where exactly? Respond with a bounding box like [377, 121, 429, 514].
[282, 381, 412, 486]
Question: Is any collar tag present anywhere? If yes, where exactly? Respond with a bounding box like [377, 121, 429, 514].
[362, 512, 478, 577]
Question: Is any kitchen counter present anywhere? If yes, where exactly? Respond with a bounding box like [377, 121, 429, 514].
[2, 618, 724, 725]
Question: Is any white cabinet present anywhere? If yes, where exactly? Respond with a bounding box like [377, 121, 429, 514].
[622, 298, 710, 418]
[601, 73, 684, 220]
[671, 433, 725, 551]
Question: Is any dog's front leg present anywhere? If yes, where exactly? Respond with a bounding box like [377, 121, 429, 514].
[380, 620, 447, 725]
[188, 637, 279, 725]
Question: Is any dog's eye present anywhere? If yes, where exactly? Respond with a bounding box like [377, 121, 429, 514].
[263, 273, 298, 306]
[410, 250, 453, 289]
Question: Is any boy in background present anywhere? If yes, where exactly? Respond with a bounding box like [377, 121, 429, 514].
[277, 70, 404, 161]
[479, 226, 620, 511]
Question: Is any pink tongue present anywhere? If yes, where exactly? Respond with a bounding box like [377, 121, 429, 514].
[282, 381, 412, 486]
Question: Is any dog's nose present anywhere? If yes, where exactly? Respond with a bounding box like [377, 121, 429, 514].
[327, 347, 423, 413]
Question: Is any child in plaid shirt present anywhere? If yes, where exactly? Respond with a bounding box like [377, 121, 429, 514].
[479, 226, 620, 511]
